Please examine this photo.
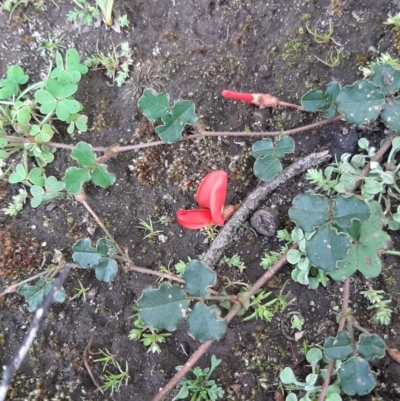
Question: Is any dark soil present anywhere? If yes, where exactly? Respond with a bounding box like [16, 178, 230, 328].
[1, 1, 400, 400]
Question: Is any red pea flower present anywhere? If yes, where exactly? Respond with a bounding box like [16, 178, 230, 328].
[177, 171, 231, 229]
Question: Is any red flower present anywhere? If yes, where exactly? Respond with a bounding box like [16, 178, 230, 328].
[177, 171, 228, 229]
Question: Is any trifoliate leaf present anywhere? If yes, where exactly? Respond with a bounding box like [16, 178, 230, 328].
[91, 164, 116, 188]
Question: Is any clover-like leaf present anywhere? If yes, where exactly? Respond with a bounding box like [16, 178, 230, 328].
[95, 257, 118, 282]
[72, 238, 103, 268]
[324, 331, 352, 361]
[187, 303, 227, 342]
[28, 167, 45, 187]
[356, 333, 386, 361]
[71, 142, 96, 167]
[91, 164, 116, 188]
[336, 80, 384, 125]
[16, 105, 31, 124]
[289, 192, 330, 232]
[96, 238, 117, 257]
[252, 138, 274, 158]
[332, 196, 370, 229]
[331, 202, 390, 280]
[275, 136, 295, 158]
[9, 163, 27, 183]
[65, 48, 89, 74]
[0, 65, 29, 99]
[56, 99, 81, 121]
[323, 81, 341, 118]
[182, 260, 216, 298]
[63, 166, 91, 194]
[138, 89, 170, 121]
[35, 89, 57, 114]
[46, 79, 78, 99]
[301, 89, 327, 112]
[17, 278, 66, 312]
[155, 113, 183, 143]
[306, 225, 351, 272]
[337, 356, 377, 396]
[170, 99, 197, 125]
[253, 155, 282, 182]
[30, 185, 45, 208]
[137, 282, 189, 331]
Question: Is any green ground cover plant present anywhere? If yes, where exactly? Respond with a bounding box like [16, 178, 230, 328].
[1, 44, 400, 401]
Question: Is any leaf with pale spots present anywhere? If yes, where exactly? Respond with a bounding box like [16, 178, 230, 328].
[336, 80, 384, 125]
[137, 282, 189, 331]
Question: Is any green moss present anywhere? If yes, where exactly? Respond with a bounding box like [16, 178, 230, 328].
[281, 38, 309, 67]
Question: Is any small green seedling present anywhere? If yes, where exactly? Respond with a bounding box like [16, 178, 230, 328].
[94, 348, 118, 372]
[129, 309, 171, 353]
[306, 21, 341, 45]
[291, 314, 305, 331]
[69, 279, 91, 302]
[85, 42, 133, 86]
[173, 355, 225, 401]
[100, 360, 130, 395]
[360, 287, 392, 325]
[199, 225, 219, 243]
[68, 0, 100, 25]
[384, 13, 400, 31]
[118, 14, 129, 28]
[137, 217, 163, 243]
[219, 254, 246, 273]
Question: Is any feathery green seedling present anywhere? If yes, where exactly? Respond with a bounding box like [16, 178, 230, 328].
[69, 279, 91, 302]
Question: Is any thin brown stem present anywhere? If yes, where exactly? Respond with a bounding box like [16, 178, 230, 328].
[83, 336, 104, 394]
[75, 193, 125, 257]
[277, 101, 304, 110]
[3, 114, 342, 154]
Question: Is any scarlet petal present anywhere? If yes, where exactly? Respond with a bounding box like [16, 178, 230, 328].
[176, 209, 213, 229]
[221, 90, 254, 103]
[209, 175, 228, 226]
[196, 170, 228, 209]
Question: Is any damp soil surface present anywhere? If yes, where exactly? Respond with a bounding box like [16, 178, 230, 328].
[1, 1, 400, 400]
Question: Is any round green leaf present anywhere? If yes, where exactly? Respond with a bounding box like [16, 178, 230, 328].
[35, 89, 57, 114]
[301, 89, 327, 111]
[72, 238, 103, 268]
[306, 225, 351, 272]
[62, 166, 91, 194]
[71, 142, 96, 167]
[324, 331, 352, 361]
[8, 65, 29, 85]
[137, 282, 189, 331]
[155, 114, 183, 143]
[138, 89, 170, 121]
[95, 257, 118, 282]
[337, 356, 376, 396]
[9, 163, 27, 183]
[253, 155, 282, 182]
[356, 333, 386, 361]
[332, 196, 370, 229]
[171, 99, 197, 125]
[187, 303, 227, 342]
[289, 192, 330, 232]
[28, 167, 45, 187]
[279, 367, 298, 384]
[275, 136, 295, 158]
[182, 260, 216, 298]
[252, 139, 274, 158]
[16, 105, 31, 124]
[91, 165, 116, 188]
[66, 48, 88, 74]
[336, 80, 384, 125]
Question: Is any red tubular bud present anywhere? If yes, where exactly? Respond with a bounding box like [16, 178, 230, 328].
[221, 90, 254, 103]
